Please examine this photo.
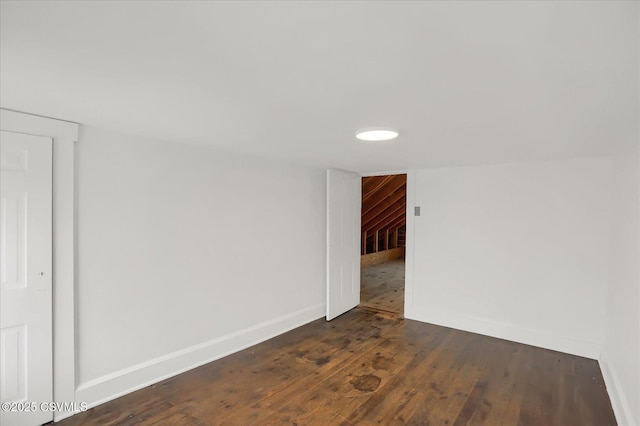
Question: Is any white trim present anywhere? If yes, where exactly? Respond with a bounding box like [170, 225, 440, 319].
[0, 107, 79, 125]
[326, 169, 331, 318]
[404, 304, 602, 359]
[76, 304, 325, 409]
[360, 169, 409, 177]
[0, 109, 77, 422]
[404, 171, 416, 316]
[600, 356, 638, 426]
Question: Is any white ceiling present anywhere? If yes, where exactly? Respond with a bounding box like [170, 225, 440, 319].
[1, 1, 637, 172]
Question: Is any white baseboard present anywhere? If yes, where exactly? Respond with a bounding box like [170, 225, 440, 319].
[600, 356, 639, 426]
[404, 305, 601, 359]
[75, 304, 325, 411]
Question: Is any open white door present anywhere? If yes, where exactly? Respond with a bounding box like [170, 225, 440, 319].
[326, 169, 361, 320]
[1, 131, 53, 426]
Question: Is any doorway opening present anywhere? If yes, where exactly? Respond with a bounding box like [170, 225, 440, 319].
[359, 174, 407, 316]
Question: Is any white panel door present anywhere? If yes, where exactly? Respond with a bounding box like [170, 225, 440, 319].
[1, 131, 53, 426]
[326, 169, 361, 320]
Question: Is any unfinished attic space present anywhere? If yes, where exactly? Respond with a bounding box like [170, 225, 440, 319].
[360, 174, 407, 315]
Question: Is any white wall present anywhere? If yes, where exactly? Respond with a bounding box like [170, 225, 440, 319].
[406, 157, 612, 358]
[600, 132, 640, 425]
[75, 126, 326, 406]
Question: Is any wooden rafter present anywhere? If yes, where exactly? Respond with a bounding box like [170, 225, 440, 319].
[361, 174, 407, 254]
[364, 204, 405, 235]
[361, 175, 406, 214]
[361, 187, 405, 224]
[362, 175, 394, 201]
[362, 197, 406, 231]
[380, 215, 406, 233]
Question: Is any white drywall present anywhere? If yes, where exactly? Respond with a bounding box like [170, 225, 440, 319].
[406, 157, 612, 358]
[74, 126, 326, 406]
[600, 133, 640, 426]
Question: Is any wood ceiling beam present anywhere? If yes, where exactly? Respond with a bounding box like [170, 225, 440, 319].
[362, 176, 394, 200]
[380, 215, 406, 233]
[362, 197, 406, 231]
[361, 189, 405, 225]
[364, 204, 406, 235]
[361, 175, 407, 213]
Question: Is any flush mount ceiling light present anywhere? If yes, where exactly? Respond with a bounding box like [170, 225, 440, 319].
[355, 128, 399, 141]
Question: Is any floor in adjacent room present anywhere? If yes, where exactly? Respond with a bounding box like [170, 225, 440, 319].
[57, 308, 616, 426]
[360, 258, 405, 315]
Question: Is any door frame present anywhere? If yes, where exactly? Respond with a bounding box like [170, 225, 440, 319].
[359, 170, 415, 318]
[0, 109, 78, 422]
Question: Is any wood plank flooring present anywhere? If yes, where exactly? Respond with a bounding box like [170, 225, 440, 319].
[360, 259, 405, 314]
[57, 308, 616, 425]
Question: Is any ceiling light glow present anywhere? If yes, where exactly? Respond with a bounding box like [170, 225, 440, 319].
[356, 129, 399, 141]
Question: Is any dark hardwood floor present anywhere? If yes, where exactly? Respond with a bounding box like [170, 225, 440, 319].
[360, 259, 405, 314]
[57, 308, 616, 425]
